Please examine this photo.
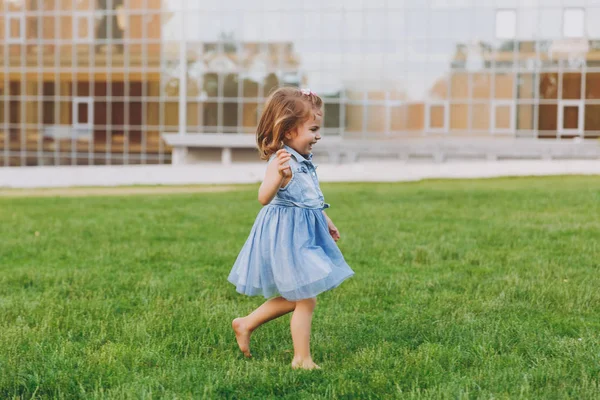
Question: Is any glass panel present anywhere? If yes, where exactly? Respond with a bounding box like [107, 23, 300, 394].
[474, 7, 496, 42]
[163, 101, 178, 128]
[323, 102, 341, 130]
[539, 73, 558, 100]
[471, 104, 490, 131]
[563, 9, 584, 38]
[263, 73, 279, 98]
[538, 104, 558, 131]
[223, 74, 238, 99]
[78, 102, 89, 124]
[345, 105, 363, 133]
[8, 15, 23, 40]
[450, 73, 469, 100]
[495, 10, 516, 39]
[242, 77, 259, 98]
[588, 9, 600, 38]
[562, 73, 581, 100]
[203, 102, 218, 128]
[450, 104, 468, 130]
[366, 106, 386, 133]
[494, 105, 511, 130]
[584, 105, 600, 136]
[517, 104, 534, 130]
[429, 105, 445, 129]
[585, 73, 600, 99]
[494, 73, 514, 99]
[517, 10, 537, 40]
[186, 102, 199, 128]
[390, 106, 407, 132]
[223, 102, 238, 127]
[539, 9, 562, 39]
[146, 100, 160, 127]
[242, 102, 259, 129]
[428, 74, 449, 101]
[0, 92, 5, 127]
[203, 73, 219, 98]
[407, 104, 424, 131]
[563, 106, 579, 130]
[471, 73, 491, 100]
[517, 73, 535, 100]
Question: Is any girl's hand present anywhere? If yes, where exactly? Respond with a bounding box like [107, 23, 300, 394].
[327, 219, 341, 242]
[275, 149, 292, 177]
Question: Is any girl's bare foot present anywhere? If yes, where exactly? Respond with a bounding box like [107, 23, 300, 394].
[232, 318, 252, 358]
[291, 357, 321, 370]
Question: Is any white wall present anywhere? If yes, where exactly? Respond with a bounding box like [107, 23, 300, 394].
[1, 160, 599, 189]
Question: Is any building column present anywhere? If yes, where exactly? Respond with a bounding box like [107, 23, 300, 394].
[172, 147, 188, 165]
[222, 147, 232, 165]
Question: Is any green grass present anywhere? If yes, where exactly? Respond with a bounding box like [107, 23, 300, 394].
[1, 176, 600, 399]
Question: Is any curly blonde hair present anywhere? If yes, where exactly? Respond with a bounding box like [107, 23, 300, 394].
[256, 87, 323, 161]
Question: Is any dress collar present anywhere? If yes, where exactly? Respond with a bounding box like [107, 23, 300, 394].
[283, 144, 313, 164]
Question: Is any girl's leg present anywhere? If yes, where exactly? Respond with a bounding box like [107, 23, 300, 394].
[232, 296, 296, 357]
[290, 297, 320, 370]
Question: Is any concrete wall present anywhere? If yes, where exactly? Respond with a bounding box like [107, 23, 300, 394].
[1, 160, 599, 189]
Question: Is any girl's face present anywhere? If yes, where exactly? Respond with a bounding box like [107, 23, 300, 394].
[285, 113, 322, 155]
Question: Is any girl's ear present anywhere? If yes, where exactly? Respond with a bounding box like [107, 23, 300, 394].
[284, 129, 295, 140]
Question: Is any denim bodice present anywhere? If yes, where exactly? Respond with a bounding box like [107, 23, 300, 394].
[268, 145, 330, 210]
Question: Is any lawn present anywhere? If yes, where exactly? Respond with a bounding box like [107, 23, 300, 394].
[0, 177, 599, 399]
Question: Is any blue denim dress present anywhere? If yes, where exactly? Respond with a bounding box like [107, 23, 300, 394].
[228, 145, 354, 301]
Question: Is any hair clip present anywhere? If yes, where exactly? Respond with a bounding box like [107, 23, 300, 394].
[300, 88, 316, 96]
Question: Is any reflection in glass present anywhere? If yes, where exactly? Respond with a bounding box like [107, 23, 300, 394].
[203, 102, 218, 128]
[6, 1, 600, 167]
[495, 10, 516, 40]
[471, 104, 490, 131]
[563, 9, 585, 38]
[471, 73, 491, 99]
[585, 73, 600, 99]
[563, 106, 579, 130]
[494, 105, 512, 130]
[407, 104, 424, 131]
[242, 102, 259, 130]
[494, 73, 514, 99]
[345, 105, 363, 134]
[584, 105, 600, 137]
[517, 104, 534, 131]
[223, 102, 238, 128]
[562, 73, 582, 100]
[450, 73, 469, 100]
[517, 73, 535, 100]
[538, 104, 558, 132]
[539, 73, 558, 100]
[429, 105, 445, 130]
[323, 102, 342, 131]
[450, 104, 468, 131]
[390, 105, 407, 132]
[367, 106, 386, 134]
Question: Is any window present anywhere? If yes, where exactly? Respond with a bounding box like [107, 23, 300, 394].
[72, 97, 94, 140]
[73, 13, 94, 43]
[73, 96, 91, 123]
[97, 0, 125, 41]
[587, 8, 600, 38]
[6, 13, 25, 43]
[563, 8, 584, 38]
[495, 10, 516, 39]
[539, 9, 562, 39]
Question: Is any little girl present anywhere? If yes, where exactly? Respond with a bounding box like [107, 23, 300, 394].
[228, 87, 354, 370]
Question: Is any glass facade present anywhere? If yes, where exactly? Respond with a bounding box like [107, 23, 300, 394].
[1, 0, 600, 166]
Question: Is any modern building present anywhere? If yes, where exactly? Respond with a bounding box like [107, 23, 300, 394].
[1, 1, 599, 166]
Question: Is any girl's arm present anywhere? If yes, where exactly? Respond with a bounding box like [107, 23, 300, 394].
[322, 211, 341, 242]
[258, 149, 291, 205]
